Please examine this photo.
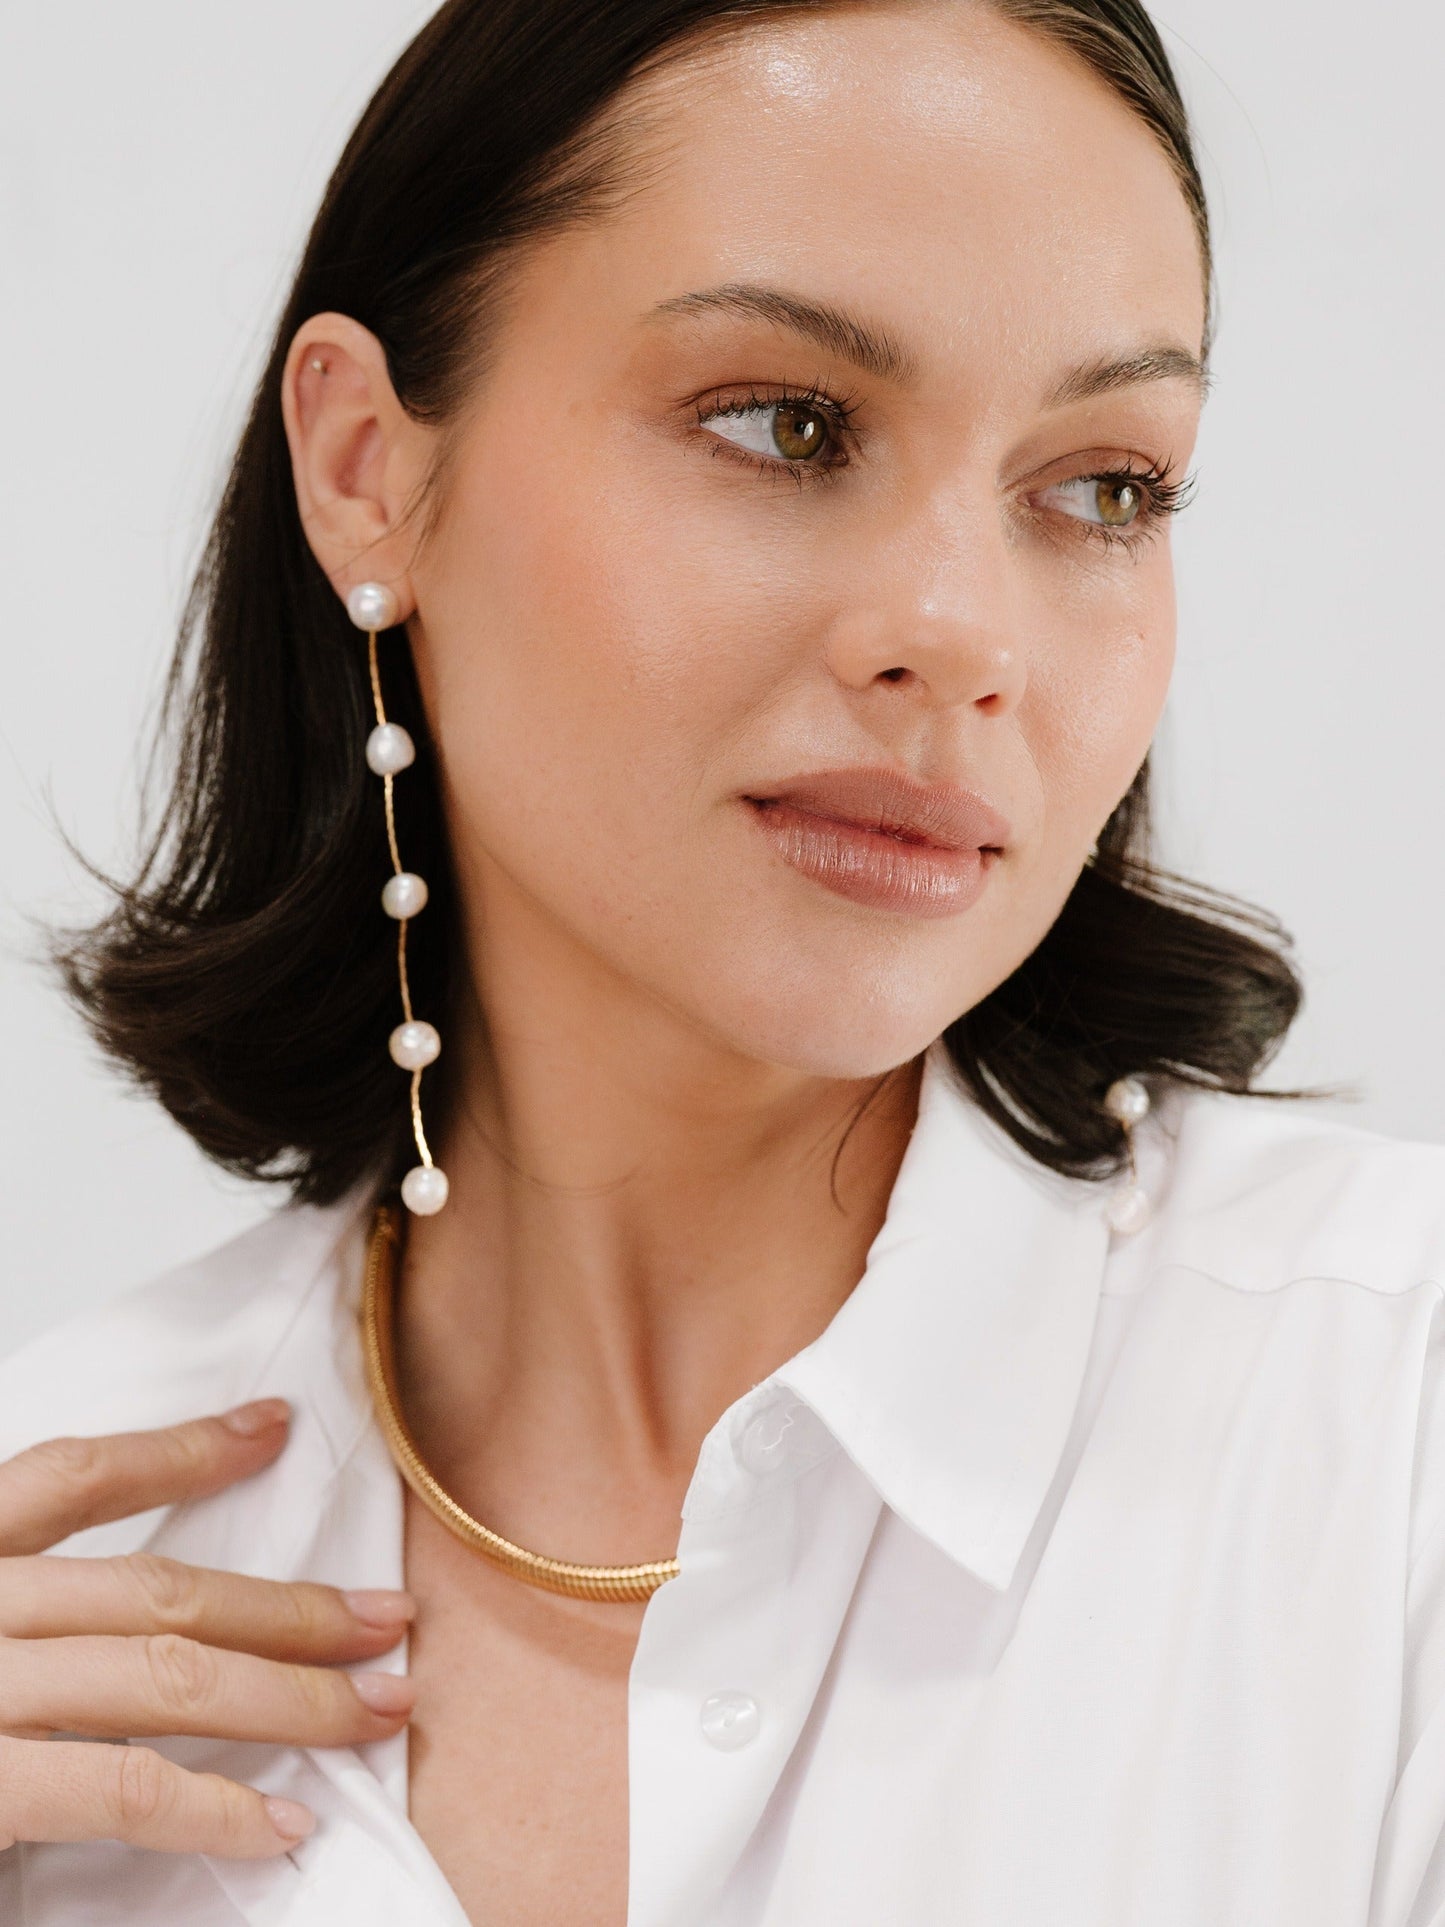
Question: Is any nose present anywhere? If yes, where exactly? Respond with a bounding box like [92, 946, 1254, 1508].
[822, 501, 1027, 718]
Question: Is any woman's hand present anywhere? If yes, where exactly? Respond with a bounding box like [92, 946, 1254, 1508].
[0, 1399, 417, 1859]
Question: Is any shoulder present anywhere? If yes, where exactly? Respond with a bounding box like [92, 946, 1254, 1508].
[1116, 1096, 1445, 1601]
[0, 1187, 376, 1466]
[1148, 1088, 1445, 1299]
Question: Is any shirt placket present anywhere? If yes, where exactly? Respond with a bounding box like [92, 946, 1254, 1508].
[624, 1386, 883, 1927]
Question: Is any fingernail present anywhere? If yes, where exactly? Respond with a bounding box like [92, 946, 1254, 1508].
[343, 1589, 417, 1629]
[351, 1670, 416, 1715]
[220, 1398, 291, 1436]
[264, 1795, 316, 1842]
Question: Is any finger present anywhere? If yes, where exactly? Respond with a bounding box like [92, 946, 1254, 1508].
[0, 1552, 415, 1661]
[0, 1403, 292, 1557]
[0, 1632, 416, 1748]
[0, 1734, 315, 1858]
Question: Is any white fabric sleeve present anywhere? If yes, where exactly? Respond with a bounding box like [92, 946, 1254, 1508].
[1371, 1286, 1445, 1927]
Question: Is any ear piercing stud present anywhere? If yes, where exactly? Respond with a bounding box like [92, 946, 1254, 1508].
[1102, 1076, 1152, 1235]
[345, 580, 449, 1216]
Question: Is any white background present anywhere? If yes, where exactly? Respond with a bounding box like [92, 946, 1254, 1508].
[2, 2, 1441, 1349]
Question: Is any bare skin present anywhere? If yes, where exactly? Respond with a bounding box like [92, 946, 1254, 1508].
[0, 1402, 416, 1856]
[295, 8, 1204, 1923]
[3, 5, 1207, 1923]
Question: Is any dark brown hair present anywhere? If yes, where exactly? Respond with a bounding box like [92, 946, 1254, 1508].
[56, 0, 1305, 1201]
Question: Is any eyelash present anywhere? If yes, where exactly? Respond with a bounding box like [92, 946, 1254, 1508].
[692, 379, 861, 492]
[692, 381, 1197, 552]
[1067, 458, 1197, 554]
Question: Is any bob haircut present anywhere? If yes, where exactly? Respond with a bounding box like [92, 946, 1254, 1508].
[58, 0, 1306, 1203]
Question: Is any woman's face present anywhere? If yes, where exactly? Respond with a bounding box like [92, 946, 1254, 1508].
[390, 4, 1206, 1079]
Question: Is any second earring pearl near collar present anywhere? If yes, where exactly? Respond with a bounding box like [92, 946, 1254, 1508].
[1102, 1076, 1153, 1236]
[1105, 1184, 1153, 1235]
[1104, 1076, 1150, 1125]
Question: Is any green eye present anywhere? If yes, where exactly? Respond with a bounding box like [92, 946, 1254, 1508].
[1047, 473, 1153, 533]
[1094, 478, 1142, 525]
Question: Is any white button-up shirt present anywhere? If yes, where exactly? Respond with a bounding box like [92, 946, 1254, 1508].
[4, 1037, 1445, 1925]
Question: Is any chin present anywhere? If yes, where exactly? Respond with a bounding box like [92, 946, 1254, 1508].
[655, 875, 1032, 1084]
[679, 959, 978, 1085]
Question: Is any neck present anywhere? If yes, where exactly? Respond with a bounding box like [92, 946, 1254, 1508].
[390, 914, 923, 1570]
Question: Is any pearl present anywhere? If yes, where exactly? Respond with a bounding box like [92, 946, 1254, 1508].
[346, 581, 401, 633]
[366, 723, 416, 777]
[381, 872, 428, 920]
[1103, 1076, 1151, 1126]
[401, 1164, 449, 1215]
[1105, 1183, 1153, 1236]
[389, 1020, 441, 1070]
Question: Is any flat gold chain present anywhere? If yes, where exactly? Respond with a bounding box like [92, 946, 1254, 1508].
[359, 1201, 681, 1603]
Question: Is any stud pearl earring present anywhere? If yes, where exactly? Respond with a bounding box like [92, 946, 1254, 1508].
[345, 580, 449, 1217]
[1102, 1076, 1152, 1235]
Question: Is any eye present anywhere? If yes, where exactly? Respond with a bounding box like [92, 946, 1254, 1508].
[1048, 475, 1147, 528]
[697, 395, 843, 462]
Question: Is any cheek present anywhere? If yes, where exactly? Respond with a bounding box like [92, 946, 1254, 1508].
[1023, 565, 1176, 848]
[413, 409, 780, 910]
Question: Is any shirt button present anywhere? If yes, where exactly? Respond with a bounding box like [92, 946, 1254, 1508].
[700, 1691, 761, 1751]
[737, 1401, 802, 1476]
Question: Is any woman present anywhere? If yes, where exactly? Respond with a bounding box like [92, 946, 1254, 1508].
[2, 0, 1442, 1921]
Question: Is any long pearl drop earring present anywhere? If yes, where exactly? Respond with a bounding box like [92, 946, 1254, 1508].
[346, 581, 449, 1217]
[1102, 1076, 1152, 1235]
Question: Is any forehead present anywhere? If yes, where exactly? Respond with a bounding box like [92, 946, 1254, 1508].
[579, 4, 1206, 380]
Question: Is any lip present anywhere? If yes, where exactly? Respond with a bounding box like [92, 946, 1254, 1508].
[741, 765, 1010, 919]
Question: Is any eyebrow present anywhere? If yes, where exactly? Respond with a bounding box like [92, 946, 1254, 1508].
[645, 280, 1209, 405]
[646, 282, 919, 386]
[1045, 346, 1211, 407]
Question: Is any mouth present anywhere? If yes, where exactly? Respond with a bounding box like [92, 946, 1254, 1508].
[741, 765, 1009, 920]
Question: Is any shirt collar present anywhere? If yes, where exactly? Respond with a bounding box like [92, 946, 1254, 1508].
[124, 1037, 1110, 1617]
[777, 1036, 1113, 1594]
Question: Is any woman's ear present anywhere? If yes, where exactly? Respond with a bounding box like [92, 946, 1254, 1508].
[279, 311, 433, 618]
